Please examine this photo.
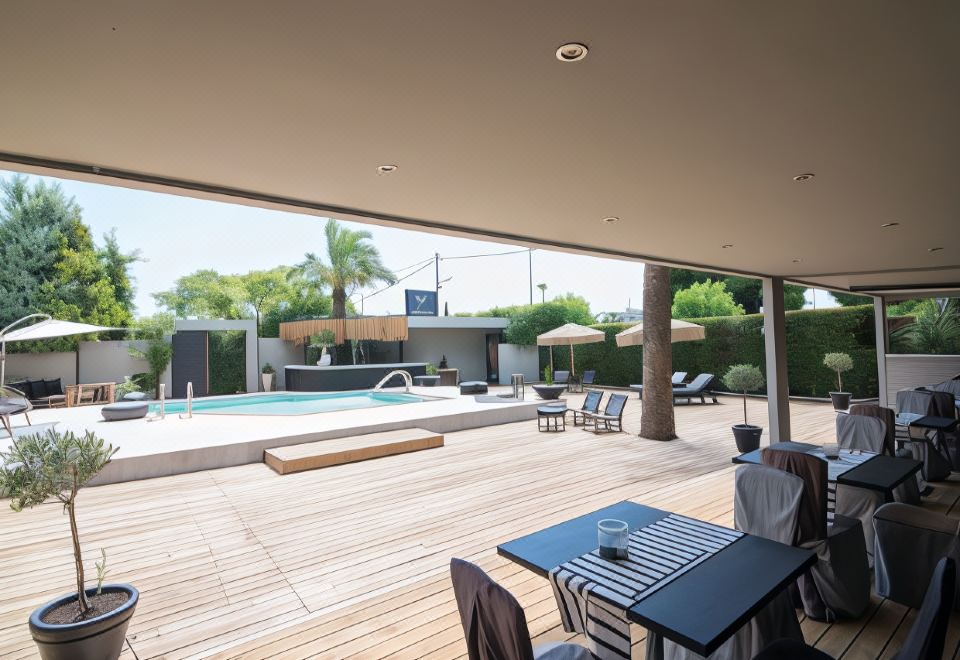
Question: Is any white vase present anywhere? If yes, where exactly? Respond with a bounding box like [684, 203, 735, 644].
[262, 373, 274, 392]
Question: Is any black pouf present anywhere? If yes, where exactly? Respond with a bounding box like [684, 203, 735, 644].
[101, 402, 149, 422]
[459, 381, 489, 395]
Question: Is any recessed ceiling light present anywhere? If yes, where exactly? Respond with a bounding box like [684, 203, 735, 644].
[721, 244, 733, 249]
[881, 222, 900, 228]
[928, 247, 944, 252]
[792, 173, 815, 182]
[601, 216, 619, 224]
[792, 258, 802, 263]
[556, 43, 588, 62]
[376, 164, 397, 175]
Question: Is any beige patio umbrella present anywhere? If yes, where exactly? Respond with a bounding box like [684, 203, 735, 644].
[615, 319, 706, 347]
[537, 323, 605, 376]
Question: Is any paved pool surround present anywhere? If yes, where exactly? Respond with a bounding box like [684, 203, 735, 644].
[20, 387, 543, 485]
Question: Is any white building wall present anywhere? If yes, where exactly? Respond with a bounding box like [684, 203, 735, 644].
[402, 328, 491, 382]
[258, 338, 305, 389]
[79, 340, 151, 385]
[4, 351, 77, 385]
[497, 344, 540, 385]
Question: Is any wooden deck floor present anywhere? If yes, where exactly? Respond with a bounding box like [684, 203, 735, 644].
[1, 392, 958, 659]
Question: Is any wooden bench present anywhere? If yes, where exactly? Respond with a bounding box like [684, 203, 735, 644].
[264, 427, 444, 475]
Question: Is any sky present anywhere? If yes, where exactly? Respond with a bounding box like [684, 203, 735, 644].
[1, 169, 839, 318]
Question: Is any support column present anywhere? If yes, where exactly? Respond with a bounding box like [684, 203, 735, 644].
[873, 296, 889, 408]
[762, 277, 790, 443]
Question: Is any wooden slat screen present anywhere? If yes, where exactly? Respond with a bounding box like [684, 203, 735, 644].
[279, 317, 409, 345]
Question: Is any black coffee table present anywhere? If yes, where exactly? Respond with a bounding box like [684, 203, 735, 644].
[537, 405, 567, 432]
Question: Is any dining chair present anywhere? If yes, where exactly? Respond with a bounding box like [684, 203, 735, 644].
[833, 415, 888, 563]
[896, 389, 953, 481]
[849, 403, 921, 504]
[761, 448, 870, 622]
[873, 502, 960, 611]
[753, 557, 956, 660]
[449, 558, 591, 660]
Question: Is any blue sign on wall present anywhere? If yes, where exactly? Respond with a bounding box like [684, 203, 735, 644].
[405, 289, 438, 316]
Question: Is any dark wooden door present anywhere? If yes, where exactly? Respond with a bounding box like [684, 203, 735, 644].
[171, 331, 208, 398]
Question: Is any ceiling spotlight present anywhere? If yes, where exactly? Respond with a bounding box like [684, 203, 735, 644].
[376, 164, 398, 175]
[602, 216, 619, 224]
[928, 247, 944, 252]
[792, 258, 802, 263]
[881, 222, 900, 228]
[792, 173, 815, 182]
[721, 244, 734, 249]
[556, 43, 588, 62]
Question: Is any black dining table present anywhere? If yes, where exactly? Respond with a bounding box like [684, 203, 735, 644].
[732, 443, 921, 502]
[497, 501, 816, 657]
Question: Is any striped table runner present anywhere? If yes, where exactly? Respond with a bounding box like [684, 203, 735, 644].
[548, 514, 743, 660]
[811, 449, 875, 520]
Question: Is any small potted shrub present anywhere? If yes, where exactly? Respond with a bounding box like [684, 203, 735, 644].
[0, 429, 137, 660]
[823, 352, 854, 410]
[262, 363, 276, 392]
[723, 364, 766, 452]
[543, 366, 554, 385]
[420, 363, 439, 386]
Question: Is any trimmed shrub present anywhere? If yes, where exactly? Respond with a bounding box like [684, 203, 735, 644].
[544, 305, 879, 398]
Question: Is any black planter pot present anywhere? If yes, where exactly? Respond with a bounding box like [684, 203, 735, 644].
[830, 391, 852, 411]
[29, 584, 138, 660]
[732, 424, 763, 453]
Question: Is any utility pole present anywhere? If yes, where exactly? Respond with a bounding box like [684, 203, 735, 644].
[528, 249, 533, 305]
[435, 252, 440, 297]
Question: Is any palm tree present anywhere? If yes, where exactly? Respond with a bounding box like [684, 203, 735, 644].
[639, 264, 677, 441]
[293, 219, 396, 319]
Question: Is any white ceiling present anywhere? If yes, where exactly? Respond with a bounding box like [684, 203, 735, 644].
[1, 1, 958, 294]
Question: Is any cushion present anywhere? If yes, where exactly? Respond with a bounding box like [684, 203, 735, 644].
[7, 380, 31, 399]
[101, 402, 149, 422]
[44, 378, 63, 396]
[121, 391, 148, 401]
[28, 379, 48, 399]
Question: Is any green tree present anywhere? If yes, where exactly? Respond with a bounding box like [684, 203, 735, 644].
[670, 268, 804, 313]
[153, 269, 245, 319]
[133, 312, 175, 340]
[0, 176, 137, 339]
[890, 299, 960, 355]
[503, 298, 595, 345]
[292, 219, 395, 319]
[260, 281, 332, 338]
[238, 268, 292, 336]
[672, 280, 744, 318]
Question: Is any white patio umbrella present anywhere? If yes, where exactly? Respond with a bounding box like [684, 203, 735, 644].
[614, 319, 706, 347]
[536, 323, 605, 376]
[0, 314, 121, 385]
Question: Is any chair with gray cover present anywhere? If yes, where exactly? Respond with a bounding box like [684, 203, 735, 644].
[834, 414, 888, 563]
[896, 389, 953, 481]
[450, 558, 591, 660]
[873, 502, 960, 611]
[849, 403, 921, 504]
[647, 464, 805, 660]
[754, 556, 955, 660]
[761, 448, 870, 622]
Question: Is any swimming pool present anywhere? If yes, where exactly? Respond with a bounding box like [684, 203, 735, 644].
[150, 391, 426, 416]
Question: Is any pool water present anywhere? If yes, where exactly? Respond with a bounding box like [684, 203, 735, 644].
[150, 391, 426, 416]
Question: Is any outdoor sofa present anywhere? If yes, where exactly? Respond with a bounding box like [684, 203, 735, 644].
[6, 378, 66, 408]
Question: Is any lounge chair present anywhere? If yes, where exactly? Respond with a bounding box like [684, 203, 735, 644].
[581, 370, 597, 386]
[572, 389, 603, 426]
[582, 392, 627, 433]
[0, 386, 33, 436]
[672, 373, 717, 404]
[552, 370, 570, 387]
[629, 371, 686, 398]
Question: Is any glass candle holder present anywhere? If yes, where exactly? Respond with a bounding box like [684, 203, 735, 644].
[598, 519, 629, 559]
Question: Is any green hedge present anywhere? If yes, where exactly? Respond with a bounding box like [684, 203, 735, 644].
[209, 330, 246, 394]
[543, 305, 879, 398]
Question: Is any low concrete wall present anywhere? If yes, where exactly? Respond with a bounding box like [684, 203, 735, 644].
[497, 344, 540, 385]
[259, 337, 306, 389]
[3, 351, 76, 385]
[886, 354, 960, 403]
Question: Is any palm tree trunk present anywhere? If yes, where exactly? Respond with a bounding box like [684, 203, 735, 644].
[640, 265, 677, 441]
[331, 288, 347, 319]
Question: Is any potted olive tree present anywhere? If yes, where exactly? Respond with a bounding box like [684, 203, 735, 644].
[823, 352, 854, 410]
[261, 363, 276, 392]
[723, 364, 766, 452]
[0, 429, 137, 660]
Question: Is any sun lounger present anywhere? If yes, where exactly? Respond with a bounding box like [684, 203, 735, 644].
[672, 373, 717, 404]
[629, 372, 688, 399]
